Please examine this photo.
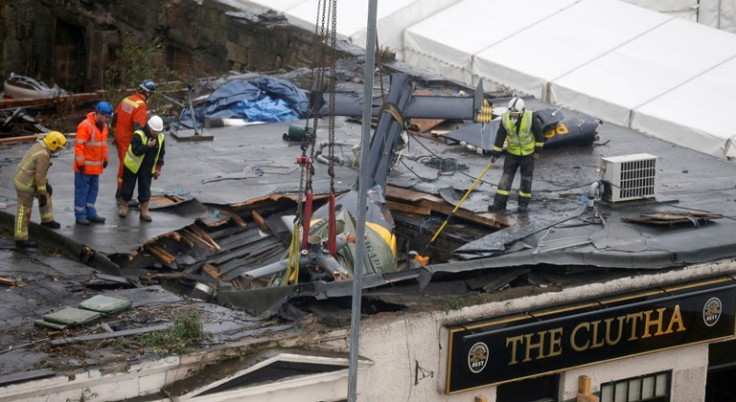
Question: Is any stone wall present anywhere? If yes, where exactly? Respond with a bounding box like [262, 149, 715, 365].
[1, 0, 328, 92]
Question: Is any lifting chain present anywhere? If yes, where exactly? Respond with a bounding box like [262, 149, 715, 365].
[327, 0, 337, 193]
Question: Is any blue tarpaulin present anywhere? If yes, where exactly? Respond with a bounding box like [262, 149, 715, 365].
[178, 77, 309, 128]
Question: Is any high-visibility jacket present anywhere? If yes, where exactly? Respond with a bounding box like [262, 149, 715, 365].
[74, 112, 109, 175]
[14, 141, 51, 195]
[492, 110, 544, 157]
[124, 129, 165, 174]
[113, 92, 148, 141]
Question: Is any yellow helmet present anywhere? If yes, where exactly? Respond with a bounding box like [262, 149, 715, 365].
[43, 131, 67, 151]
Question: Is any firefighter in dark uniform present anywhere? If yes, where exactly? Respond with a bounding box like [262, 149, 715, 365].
[489, 97, 544, 213]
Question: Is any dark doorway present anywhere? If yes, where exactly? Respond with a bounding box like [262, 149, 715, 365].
[706, 339, 736, 402]
[496, 374, 559, 402]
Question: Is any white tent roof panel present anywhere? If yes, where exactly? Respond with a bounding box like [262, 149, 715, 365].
[550, 17, 736, 127]
[631, 56, 736, 157]
[231, 0, 307, 13]
[402, 0, 577, 85]
[473, 0, 671, 99]
[233, 0, 736, 159]
[283, 0, 458, 56]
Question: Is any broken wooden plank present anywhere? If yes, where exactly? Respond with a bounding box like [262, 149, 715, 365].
[181, 229, 216, 251]
[0, 90, 107, 109]
[202, 263, 222, 280]
[0, 276, 17, 287]
[251, 210, 269, 232]
[145, 245, 176, 265]
[386, 200, 431, 216]
[50, 323, 173, 346]
[196, 210, 230, 228]
[386, 185, 434, 203]
[387, 185, 507, 229]
[0, 134, 42, 145]
[150, 195, 180, 207]
[189, 225, 221, 250]
[170, 231, 194, 248]
[219, 208, 248, 227]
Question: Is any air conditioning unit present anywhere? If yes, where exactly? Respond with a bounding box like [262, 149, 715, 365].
[600, 153, 658, 202]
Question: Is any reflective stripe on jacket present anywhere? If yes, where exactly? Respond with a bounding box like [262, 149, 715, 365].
[14, 141, 50, 194]
[114, 92, 148, 141]
[74, 112, 109, 175]
[124, 130, 164, 174]
[501, 111, 538, 156]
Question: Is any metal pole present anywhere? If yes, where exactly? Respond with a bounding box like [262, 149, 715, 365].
[347, 0, 378, 400]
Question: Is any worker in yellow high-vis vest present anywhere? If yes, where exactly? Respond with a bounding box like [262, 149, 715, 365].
[118, 115, 166, 222]
[13, 131, 66, 248]
[488, 97, 544, 213]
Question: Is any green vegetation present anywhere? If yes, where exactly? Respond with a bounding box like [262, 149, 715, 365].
[136, 311, 212, 355]
[65, 388, 98, 402]
[444, 294, 487, 311]
[103, 38, 178, 114]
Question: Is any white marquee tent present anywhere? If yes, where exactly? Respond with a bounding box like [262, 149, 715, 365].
[232, 0, 736, 159]
[472, 0, 671, 99]
[233, 0, 461, 59]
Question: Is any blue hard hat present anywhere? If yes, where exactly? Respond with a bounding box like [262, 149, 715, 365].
[95, 101, 114, 117]
[139, 79, 156, 93]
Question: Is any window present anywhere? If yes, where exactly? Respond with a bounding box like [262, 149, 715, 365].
[600, 371, 670, 402]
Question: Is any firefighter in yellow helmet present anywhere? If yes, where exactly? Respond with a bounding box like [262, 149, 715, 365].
[13, 131, 67, 248]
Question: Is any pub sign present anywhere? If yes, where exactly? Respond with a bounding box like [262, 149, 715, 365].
[446, 280, 736, 393]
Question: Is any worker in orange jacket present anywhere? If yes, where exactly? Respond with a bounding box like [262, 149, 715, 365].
[112, 79, 156, 199]
[13, 131, 67, 248]
[74, 101, 112, 225]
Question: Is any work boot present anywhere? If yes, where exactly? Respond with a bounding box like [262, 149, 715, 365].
[88, 215, 106, 224]
[487, 200, 507, 213]
[118, 199, 129, 218]
[40, 220, 61, 229]
[518, 199, 530, 213]
[15, 240, 37, 248]
[140, 201, 152, 222]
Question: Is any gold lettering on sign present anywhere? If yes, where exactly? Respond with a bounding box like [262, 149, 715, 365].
[590, 320, 605, 349]
[604, 316, 625, 345]
[642, 308, 666, 338]
[506, 327, 566, 365]
[548, 327, 564, 357]
[504, 304, 689, 366]
[571, 322, 590, 352]
[626, 312, 644, 341]
[665, 305, 685, 333]
[506, 335, 524, 365]
[523, 331, 547, 362]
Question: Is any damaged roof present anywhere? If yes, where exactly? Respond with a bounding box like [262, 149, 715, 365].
[1, 72, 736, 385]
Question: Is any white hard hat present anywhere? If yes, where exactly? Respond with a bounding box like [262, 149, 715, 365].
[507, 97, 525, 114]
[148, 115, 164, 132]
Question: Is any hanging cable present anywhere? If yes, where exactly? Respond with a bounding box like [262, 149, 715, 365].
[326, 0, 339, 256]
[288, 0, 334, 279]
